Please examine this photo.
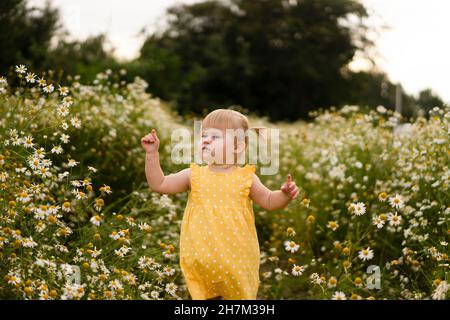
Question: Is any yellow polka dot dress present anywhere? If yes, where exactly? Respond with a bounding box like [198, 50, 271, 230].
[179, 162, 260, 300]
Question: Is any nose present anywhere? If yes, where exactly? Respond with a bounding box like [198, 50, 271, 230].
[202, 136, 212, 145]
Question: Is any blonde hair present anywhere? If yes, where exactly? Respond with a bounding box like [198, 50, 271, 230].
[203, 108, 248, 138]
[202, 108, 268, 150]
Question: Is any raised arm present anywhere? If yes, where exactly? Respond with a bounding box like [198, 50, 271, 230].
[249, 173, 299, 211]
[141, 129, 191, 195]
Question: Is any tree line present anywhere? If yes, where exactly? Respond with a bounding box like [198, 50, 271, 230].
[0, 0, 444, 121]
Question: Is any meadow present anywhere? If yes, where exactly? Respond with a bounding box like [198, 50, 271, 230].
[0, 66, 448, 300]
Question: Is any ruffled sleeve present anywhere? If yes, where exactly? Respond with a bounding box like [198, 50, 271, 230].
[242, 164, 256, 197]
[189, 162, 202, 200]
[189, 162, 200, 189]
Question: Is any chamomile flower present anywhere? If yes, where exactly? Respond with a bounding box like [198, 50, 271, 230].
[310, 273, 323, 285]
[348, 201, 366, 216]
[35, 221, 46, 233]
[327, 276, 337, 288]
[376, 105, 387, 113]
[354, 277, 363, 287]
[25, 72, 36, 83]
[109, 231, 121, 240]
[387, 212, 402, 226]
[88, 166, 98, 173]
[22, 237, 37, 248]
[0, 172, 9, 182]
[139, 222, 152, 233]
[165, 283, 178, 296]
[389, 194, 404, 209]
[372, 216, 385, 229]
[51, 145, 63, 154]
[70, 117, 81, 128]
[284, 240, 300, 253]
[58, 85, 69, 96]
[100, 185, 112, 194]
[61, 201, 71, 212]
[15, 64, 27, 74]
[358, 247, 374, 261]
[72, 189, 87, 200]
[90, 215, 102, 226]
[23, 135, 34, 148]
[94, 199, 104, 211]
[60, 134, 70, 143]
[301, 198, 310, 207]
[378, 192, 388, 202]
[114, 245, 131, 258]
[163, 266, 176, 276]
[327, 220, 339, 231]
[37, 77, 46, 86]
[61, 96, 73, 107]
[291, 264, 305, 276]
[17, 191, 31, 203]
[67, 159, 79, 167]
[57, 105, 69, 117]
[138, 256, 156, 270]
[286, 227, 296, 237]
[28, 157, 41, 170]
[43, 84, 54, 93]
[7, 272, 21, 285]
[332, 291, 347, 300]
[432, 281, 449, 300]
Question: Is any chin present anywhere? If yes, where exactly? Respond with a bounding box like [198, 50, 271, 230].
[201, 151, 212, 162]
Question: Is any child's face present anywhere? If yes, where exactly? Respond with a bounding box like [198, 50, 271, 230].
[201, 127, 244, 165]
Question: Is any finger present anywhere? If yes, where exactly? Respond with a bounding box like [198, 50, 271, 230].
[285, 182, 295, 192]
[292, 190, 299, 199]
[143, 136, 154, 143]
[290, 189, 297, 197]
[286, 174, 292, 183]
[151, 129, 158, 140]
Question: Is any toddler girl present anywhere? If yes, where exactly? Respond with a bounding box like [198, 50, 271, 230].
[140, 109, 299, 300]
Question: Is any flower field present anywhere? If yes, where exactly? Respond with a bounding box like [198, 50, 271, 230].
[0, 66, 448, 300]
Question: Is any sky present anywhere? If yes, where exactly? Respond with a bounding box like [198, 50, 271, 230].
[29, 0, 450, 102]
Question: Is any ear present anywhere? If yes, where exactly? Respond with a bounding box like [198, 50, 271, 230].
[233, 140, 246, 154]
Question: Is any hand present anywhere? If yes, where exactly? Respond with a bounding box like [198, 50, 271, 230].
[141, 129, 160, 154]
[280, 174, 299, 199]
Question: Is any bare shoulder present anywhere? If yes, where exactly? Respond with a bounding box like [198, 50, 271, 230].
[251, 173, 263, 186]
